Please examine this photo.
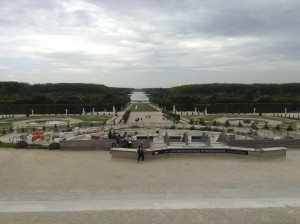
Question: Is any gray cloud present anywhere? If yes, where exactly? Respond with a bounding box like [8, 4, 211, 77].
[0, 0, 299, 87]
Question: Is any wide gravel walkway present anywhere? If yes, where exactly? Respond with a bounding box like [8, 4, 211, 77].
[0, 148, 300, 223]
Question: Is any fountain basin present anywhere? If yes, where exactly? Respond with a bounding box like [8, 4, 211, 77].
[27, 120, 67, 126]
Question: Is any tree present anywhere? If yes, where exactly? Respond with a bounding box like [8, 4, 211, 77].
[243, 89, 253, 101]
[225, 120, 230, 127]
[287, 125, 293, 131]
[199, 118, 205, 125]
[0, 82, 131, 115]
[251, 122, 257, 130]
[254, 90, 262, 99]
[264, 123, 269, 130]
[189, 118, 194, 124]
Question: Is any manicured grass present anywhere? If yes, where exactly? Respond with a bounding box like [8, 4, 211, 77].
[67, 115, 111, 122]
[0, 142, 16, 148]
[0, 141, 49, 149]
[183, 114, 272, 121]
[129, 104, 158, 112]
[0, 115, 112, 133]
[182, 114, 300, 131]
[77, 121, 106, 128]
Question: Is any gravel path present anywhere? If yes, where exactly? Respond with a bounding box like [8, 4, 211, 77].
[1, 208, 300, 224]
[0, 148, 300, 223]
[127, 111, 172, 125]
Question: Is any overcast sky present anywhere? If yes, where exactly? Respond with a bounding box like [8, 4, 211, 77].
[0, 0, 299, 88]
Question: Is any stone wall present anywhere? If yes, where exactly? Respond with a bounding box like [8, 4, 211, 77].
[111, 146, 286, 160]
[247, 149, 287, 159]
[191, 136, 202, 142]
[169, 136, 182, 142]
[217, 132, 230, 144]
[217, 132, 300, 148]
[60, 139, 150, 151]
[111, 149, 152, 160]
[229, 139, 300, 148]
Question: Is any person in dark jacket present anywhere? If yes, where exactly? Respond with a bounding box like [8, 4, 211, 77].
[137, 142, 144, 161]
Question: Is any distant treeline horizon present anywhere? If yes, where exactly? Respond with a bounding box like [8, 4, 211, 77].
[144, 83, 300, 113]
[0, 82, 131, 114]
[1, 82, 300, 114]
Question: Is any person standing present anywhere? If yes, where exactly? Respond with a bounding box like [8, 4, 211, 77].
[110, 142, 116, 154]
[116, 134, 120, 145]
[137, 142, 144, 162]
[127, 135, 132, 148]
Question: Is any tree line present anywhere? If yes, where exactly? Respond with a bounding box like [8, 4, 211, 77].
[145, 83, 300, 113]
[0, 82, 131, 114]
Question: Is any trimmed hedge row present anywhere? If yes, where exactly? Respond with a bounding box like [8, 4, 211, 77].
[122, 110, 131, 124]
[0, 140, 60, 150]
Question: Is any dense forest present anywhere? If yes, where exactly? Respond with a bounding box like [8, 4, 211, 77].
[0, 82, 131, 114]
[145, 83, 300, 113]
[2, 82, 300, 114]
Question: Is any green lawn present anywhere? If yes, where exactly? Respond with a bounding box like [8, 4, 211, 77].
[0, 115, 112, 134]
[129, 104, 158, 112]
[182, 114, 299, 131]
[67, 115, 111, 122]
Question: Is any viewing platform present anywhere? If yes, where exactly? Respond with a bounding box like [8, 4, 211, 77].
[111, 146, 287, 160]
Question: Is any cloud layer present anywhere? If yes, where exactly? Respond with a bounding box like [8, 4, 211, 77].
[0, 0, 299, 87]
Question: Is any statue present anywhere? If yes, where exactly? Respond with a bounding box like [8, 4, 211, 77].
[204, 108, 207, 115]
[173, 105, 176, 113]
[253, 107, 256, 114]
[31, 109, 34, 115]
[113, 106, 115, 113]
[27, 134, 33, 144]
[65, 109, 68, 115]
[82, 108, 85, 115]
[207, 136, 211, 146]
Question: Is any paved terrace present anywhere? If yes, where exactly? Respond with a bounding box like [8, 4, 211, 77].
[0, 148, 300, 223]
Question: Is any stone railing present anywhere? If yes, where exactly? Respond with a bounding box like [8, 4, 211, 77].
[60, 139, 150, 151]
[218, 132, 300, 148]
[229, 139, 300, 148]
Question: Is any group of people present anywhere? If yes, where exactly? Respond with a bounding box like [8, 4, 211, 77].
[135, 117, 142, 122]
[116, 134, 132, 148]
[109, 130, 144, 162]
[108, 130, 132, 148]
